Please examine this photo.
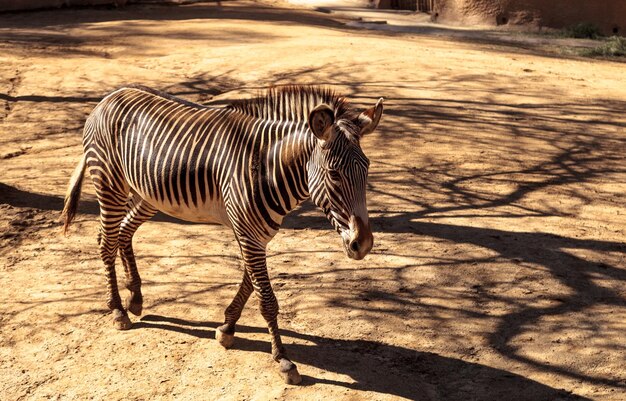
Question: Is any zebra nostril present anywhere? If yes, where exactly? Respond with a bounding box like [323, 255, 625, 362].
[350, 241, 360, 252]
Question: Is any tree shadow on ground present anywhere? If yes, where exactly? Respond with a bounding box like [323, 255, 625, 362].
[275, 205, 626, 390]
[135, 314, 588, 401]
[2, 67, 624, 395]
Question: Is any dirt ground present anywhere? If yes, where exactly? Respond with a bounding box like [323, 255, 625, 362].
[1, 2, 625, 400]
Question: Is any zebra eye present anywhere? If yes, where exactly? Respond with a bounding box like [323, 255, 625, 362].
[328, 170, 341, 181]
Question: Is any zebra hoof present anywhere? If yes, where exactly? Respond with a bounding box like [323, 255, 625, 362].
[279, 359, 302, 385]
[112, 309, 132, 330]
[216, 326, 235, 348]
[126, 299, 143, 316]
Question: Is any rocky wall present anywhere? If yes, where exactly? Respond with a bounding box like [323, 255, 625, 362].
[0, 0, 127, 12]
[434, 0, 625, 35]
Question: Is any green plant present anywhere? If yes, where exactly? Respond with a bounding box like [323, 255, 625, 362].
[581, 36, 626, 57]
[564, 23, 602, 39]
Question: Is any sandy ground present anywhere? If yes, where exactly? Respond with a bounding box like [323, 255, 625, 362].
[1, 2, 625, 400]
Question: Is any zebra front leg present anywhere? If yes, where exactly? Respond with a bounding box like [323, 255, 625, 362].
[237, 237, 302, 385]
[119, 196, 157, 316]
[216, 270, 253, 348]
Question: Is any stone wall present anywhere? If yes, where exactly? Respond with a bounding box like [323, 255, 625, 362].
[0, 0, 128, 12]
[433, 0, 625, 35]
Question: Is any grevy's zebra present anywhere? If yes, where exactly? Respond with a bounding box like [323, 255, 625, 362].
[62, 85, 383, 384]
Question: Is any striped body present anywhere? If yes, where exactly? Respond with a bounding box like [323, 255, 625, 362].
[84, 86, 317, 233]
[63, 84, 383, 383]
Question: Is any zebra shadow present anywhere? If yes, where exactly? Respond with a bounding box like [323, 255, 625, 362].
[134, 314, 588, 401]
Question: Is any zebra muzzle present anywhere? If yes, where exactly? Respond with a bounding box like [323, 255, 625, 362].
[345, 215, 373, 260]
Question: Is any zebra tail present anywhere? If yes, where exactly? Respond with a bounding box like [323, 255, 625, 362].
[61, 155, 87, 235]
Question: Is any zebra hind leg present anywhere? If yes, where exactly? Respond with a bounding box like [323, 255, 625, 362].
[216, 269, 253, 348]
[95, 186, 132, 330]
[119, 195, 157, 316]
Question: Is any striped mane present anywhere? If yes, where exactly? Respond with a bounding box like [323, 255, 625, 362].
[227, 85, 349, 123]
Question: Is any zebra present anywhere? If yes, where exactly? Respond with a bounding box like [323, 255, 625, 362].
[61, 84, 383, 384]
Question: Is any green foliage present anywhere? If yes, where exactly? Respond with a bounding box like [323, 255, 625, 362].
[564, 23, 602, 39]
[581, 36, 626, 57]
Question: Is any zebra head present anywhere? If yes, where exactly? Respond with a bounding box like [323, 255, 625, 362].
[307, 98, 383, 260]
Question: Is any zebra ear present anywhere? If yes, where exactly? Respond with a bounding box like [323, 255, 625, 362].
[308, 104, 335, 142]
[355, 97, 383, 137]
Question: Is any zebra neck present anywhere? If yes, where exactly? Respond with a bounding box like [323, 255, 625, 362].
[264, 122, 316, 216]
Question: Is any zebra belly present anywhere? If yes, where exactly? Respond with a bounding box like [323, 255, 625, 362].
[129, 185, 232, 227]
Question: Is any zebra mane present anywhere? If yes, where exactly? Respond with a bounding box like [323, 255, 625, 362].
[227, 85, 349, 123]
